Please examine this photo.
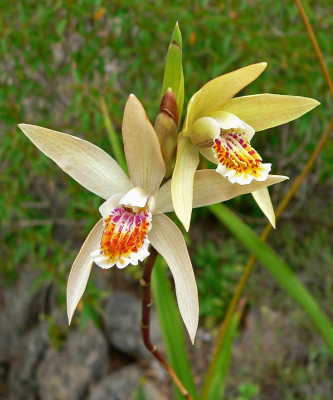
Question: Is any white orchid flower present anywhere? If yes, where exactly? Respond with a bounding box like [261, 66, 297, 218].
[19, 94, 287, 342]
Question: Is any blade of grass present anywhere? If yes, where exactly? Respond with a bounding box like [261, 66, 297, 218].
[295, 0, 333, 97]
[100, 96, 127, 172]
[202, 0, 333, 389]
[152, 257, 198, 400]
[209, 202, 333, 352]
[205, 299, 245, 400]
[201, 118, 333, 400]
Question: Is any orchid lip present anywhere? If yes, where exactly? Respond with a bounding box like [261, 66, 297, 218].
[213, 129, 271, 185]
[91, 203, 152, 270]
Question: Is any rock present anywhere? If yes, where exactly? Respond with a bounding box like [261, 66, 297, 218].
[9, 322, 49, 400]
[88, 365, 142, 400]
[104, 292, 162, 358]
[0, 270, 41, 362]
[88, 365, 166, 400]
[36, 320, 109, 400]
[0, 315, 17, 363]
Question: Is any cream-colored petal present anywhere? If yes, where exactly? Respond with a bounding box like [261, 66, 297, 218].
[222, 94, 320, 132]
[190, 116, 220, 146]
[208, 111, 255, 141]
[119, 187, 148, 208]
[19, 124, 131, 200]
[171, 135, 199, 231]
[243, 121, 256, 141]
[66, 219, 103, 324]
[99, 193, 123, 218]
[209, 111, 246, 130]
[184, 63, 267, 131]
[252, 188, 276, 228]
[150, 214, 199, 343]
[199, 147, 218, 164]
[183, 90, 201, 134]
[122, 95, 166, 194]
[155, 172, 287, 214]
[154, 180, 173, 214]
[192, 170, 288, 208]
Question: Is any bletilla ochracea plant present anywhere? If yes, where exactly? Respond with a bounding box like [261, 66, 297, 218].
[19, 94, 287, 342]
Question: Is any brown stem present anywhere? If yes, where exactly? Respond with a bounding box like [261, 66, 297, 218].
[202, 117, 333, 399]
[295, 0, 333, 98]
[140, 248, 193, 400]
[203, 2, 333, 391]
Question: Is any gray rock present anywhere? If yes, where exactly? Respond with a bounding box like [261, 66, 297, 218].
[9, 322, 49, 400]
[104, 292, 162, 358]
[36, 320, 109, 400]
[0, 270, 40, 362]
[88, 365, 166, 400]
[88, 365, 142, 400]
[0, 315, 17, 363]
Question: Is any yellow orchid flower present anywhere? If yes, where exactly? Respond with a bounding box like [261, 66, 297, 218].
[172, 62, 320, 230]
[19, 94, 287, 342]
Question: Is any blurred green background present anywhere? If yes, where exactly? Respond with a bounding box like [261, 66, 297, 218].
[1, 1, 333, 399]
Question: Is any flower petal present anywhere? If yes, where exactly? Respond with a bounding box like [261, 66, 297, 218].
[150, 214, 199, 343]
[119, 187, 149, 208]
[154, 179, 173, 214]
[252, 188, 276, 228]
[190, 116, 220, 146]
[192, 170, 288, 208]
[199, 147, 218, 164]
[184, 63, 267, 132]
[122, 95, 166, 194]
[171, 134, 199, 231]
[19, 124, 132, 200]
[154, 172, 287, 214]
[99, 193, 123, 218]
[209, 111, 246, 130]
[67, 219, 104, 324]
[221, 94, 320, 132]
[209, 111, 256, 141]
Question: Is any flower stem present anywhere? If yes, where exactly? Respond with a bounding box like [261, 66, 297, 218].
[140, 248, 193, 400]
[295, 0, 333, 98]
[202, 118, 333, 400]
[202, 3, 333, 396]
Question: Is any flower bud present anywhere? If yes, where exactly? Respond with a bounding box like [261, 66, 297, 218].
[161, 22, 184, 124]
[154, 88, 178, 173]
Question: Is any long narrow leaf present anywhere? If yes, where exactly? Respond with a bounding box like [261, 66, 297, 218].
[152, 257, 198, 400]
[205, 307, 242, 400]
[209, 203, 333, 351]
[100, 96, 127, 173]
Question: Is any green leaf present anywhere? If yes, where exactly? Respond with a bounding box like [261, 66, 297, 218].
[152, 257, 198, 400]
[100, 96, 127, 173]
[205, 308, 241, 400]
[161, 22, 184, 123]
[209, 203, 333, 351]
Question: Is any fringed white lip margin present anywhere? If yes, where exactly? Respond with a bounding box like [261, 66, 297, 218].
[213, 132, 271, 185]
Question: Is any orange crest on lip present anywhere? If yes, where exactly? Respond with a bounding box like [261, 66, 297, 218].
[213, 130, 271, 184]
[91, 206, 152, 269]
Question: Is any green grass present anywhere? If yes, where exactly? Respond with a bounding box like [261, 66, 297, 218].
[1, 1, 333, 398]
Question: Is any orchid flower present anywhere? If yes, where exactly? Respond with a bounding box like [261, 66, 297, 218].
[172, 62, 320, 230]
[19, 94, 287, 342]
